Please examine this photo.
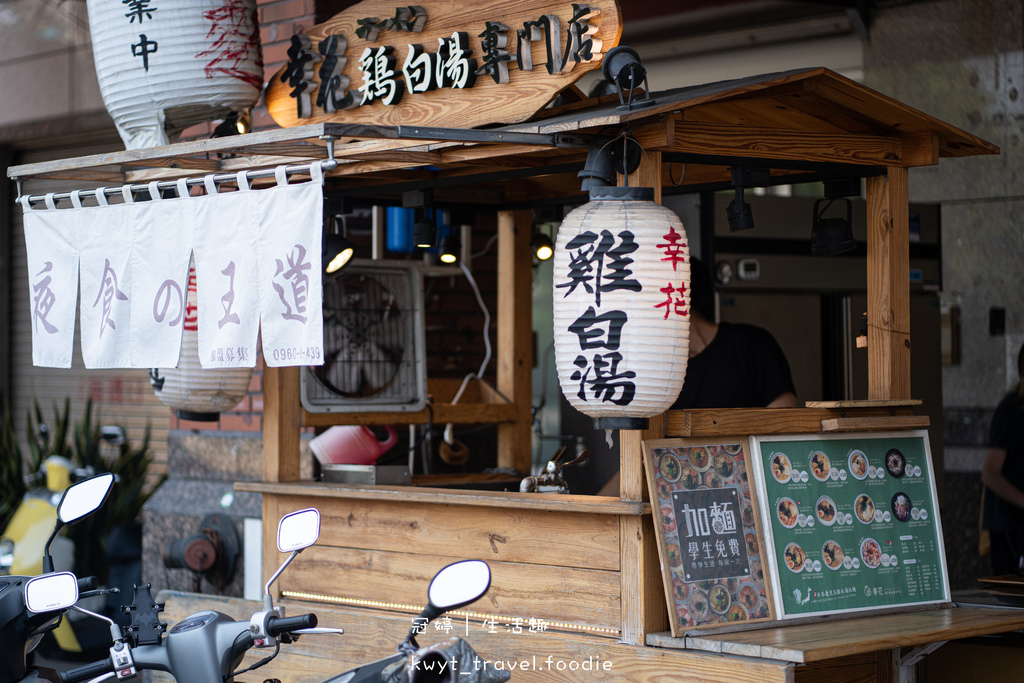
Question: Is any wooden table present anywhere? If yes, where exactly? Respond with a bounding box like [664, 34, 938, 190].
[648, 607, 1024, 682]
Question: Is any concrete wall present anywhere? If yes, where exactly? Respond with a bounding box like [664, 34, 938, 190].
[863, 0, 1024, 585]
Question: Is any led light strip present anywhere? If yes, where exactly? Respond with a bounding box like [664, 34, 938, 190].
[281, 590, 620, 637]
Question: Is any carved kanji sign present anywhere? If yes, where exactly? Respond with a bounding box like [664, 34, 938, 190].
[265, 0, 621, 129]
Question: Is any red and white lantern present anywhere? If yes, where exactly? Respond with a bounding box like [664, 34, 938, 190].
[552, 186, 690, 429]
[151, 266, 253, 420]
[87, 0, 263, 149]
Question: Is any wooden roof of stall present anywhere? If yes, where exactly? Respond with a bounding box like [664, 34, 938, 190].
[9, 67, 998, 198]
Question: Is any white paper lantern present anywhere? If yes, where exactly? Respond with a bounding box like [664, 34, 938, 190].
[87, 0, 263, 150]
[553, 186, 690, 429]
[150, 267, 252, 419]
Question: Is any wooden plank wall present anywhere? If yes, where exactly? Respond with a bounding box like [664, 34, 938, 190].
[156, 591, 796, 683]
[270, 494, 626, 634]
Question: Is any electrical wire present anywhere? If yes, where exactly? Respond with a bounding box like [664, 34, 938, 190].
[471, 232, 499, 260]
[443, 262, 491, 444]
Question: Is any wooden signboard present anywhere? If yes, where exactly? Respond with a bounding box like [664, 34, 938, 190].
[264, 0, 623, 130]
[748, 431, 950, 619]
[643, 438, 776, 636]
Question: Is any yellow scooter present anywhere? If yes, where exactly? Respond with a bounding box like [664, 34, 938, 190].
[0, 453, 100, 658]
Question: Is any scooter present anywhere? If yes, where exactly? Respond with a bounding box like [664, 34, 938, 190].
[58, 508, 329, 683]
[321, 559, 509, 683]
[59, 508, 508, 683]
[0, 472, 116, 683]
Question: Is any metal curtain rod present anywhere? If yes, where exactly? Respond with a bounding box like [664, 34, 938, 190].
[18, 158, 338, 206]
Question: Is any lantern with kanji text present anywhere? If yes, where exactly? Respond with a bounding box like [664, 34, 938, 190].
[552, 186, 691, 429]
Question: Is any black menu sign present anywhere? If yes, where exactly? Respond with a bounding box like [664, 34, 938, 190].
[674, 486, 750, 582]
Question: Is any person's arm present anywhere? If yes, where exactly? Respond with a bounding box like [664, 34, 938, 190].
[767, 391, 798, 408]
[981, 447, 1024, 509]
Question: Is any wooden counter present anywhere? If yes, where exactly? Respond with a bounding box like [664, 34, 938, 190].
[648, 607, 1024, 663]
[158, 591, 1024, 683]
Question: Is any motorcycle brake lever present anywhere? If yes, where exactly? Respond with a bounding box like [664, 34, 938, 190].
[80, 587, 120, 600]
[292, 627, 344, 635]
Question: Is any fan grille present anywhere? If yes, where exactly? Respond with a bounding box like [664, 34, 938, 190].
[301, 261, 426, 412]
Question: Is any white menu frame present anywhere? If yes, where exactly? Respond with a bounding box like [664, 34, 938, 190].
[748, 430, 950, 619]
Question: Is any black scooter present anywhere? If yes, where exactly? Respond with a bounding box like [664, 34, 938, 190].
[57, 507, 508, 683]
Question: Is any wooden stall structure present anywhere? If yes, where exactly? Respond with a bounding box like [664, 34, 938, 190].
[9, 67, 1020, 682]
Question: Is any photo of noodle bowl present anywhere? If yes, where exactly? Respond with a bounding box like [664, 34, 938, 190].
[816, 495, 837, 526]
[770, 453, 792, 483]
[784, 542, 807, 572]
[776, 497, 799, 528]
[659, 453, 682, 483]
[885, 448, 906, 478]
[822, 540, 845, 570]
[848, 450, 868, 480]
[892, 492, 912, 522]
[855, 493, 875, 524]
[690, 446, 712, 472]
[861, 538, 882, 569]
[737, 583, 759, 611]
[810, 451, 831, 481]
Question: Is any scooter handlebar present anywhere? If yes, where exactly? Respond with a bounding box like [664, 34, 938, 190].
[266, 613, 317, 637]
[60, 656, 113, 683]
[76, 576, 99, 592]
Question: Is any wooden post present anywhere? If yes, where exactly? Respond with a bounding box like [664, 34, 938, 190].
[262, 365, 302, 483]
[865, 167, 911, 400]
[496, 209, 533, 473]
[619, 150, 669, 644]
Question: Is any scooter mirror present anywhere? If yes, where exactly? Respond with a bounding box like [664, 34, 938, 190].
[57, 472, 115, 525]
[278, 508, 321, 553]
[428, 560, 491, 611]
[24, 571, 79, 613]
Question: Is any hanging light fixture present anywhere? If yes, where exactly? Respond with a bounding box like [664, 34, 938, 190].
[413, 213, 436, 248]
[532, 231, 554, 261]
[439, 227, 460, 264]
[726, 166, 765, 232]
[811, 197, 857, 255]
[552, 145, 690, 430]
[323, 215, 354, 274]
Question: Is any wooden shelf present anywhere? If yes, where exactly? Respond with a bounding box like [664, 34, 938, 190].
[302, 401, 516, 427]
[235, 480, 651, 515]
[665, 405, 921, 438]
[301, 377, 516, 427]
[647, 607, 1024, 663]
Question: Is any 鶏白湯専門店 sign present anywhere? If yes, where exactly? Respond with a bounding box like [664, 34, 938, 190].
[749, 431, 949, 618]
[264, 0, 622, 130]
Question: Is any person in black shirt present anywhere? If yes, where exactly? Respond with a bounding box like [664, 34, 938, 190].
[981, 341, 1024, 575]
[670, 257, 796, 410]
[599, 258, 796, 495]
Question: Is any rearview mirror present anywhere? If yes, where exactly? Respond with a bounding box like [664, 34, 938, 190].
[57, 473, 115, 525]
[428, 560, 491, 611]
[25, 572, 79, 613]
[278, 508, 320, 553]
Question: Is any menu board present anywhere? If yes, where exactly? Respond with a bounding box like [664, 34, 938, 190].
[643, 438, 775, 636]
[748, 431, 949, 618]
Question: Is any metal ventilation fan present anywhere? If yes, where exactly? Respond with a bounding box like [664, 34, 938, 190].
[301, 259, 427, 413]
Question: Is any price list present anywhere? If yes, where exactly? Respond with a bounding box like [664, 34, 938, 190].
[749, 431, 949, 618]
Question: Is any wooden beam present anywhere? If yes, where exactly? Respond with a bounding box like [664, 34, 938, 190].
[671, 121, 906, 166]
[262, 366, 302, 483]
[865, 167, 911, 400]
[496, 210, 533, 472]
[666, 407, 918, 438]
[618, 151, 669, 645]
[821, 415, 930, 432]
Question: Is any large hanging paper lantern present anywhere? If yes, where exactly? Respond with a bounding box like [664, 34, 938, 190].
[150, 266, 253, 420]
[553, 186, 691, 429]
[87, 0, 263, 150]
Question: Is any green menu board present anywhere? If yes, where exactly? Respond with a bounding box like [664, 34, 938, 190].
[749, 431, 949, 618]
